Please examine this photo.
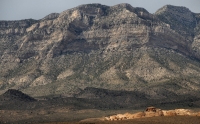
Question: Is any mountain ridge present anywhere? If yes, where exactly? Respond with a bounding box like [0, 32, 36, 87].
[0, 3, 200, 102]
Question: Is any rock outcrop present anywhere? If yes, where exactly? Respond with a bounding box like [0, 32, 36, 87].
[103, 107, 200, 121]
[0, 3, 200, 101]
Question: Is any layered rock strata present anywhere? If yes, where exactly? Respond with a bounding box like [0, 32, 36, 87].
[0, 3, 200, 99]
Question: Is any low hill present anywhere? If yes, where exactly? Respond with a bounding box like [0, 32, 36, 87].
[1, 89, 36, 102]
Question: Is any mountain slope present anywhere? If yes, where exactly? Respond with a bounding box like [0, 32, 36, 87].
[0, 89, 36, 101]
[0, 3, 200, 101]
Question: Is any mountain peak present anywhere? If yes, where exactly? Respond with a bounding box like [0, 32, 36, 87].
[155, 4, 192, 15]
[155, 4, 196, 36]
[42, 13, 59, 20]
[112, 3, 132, 8]
[115, 3, 151, 13]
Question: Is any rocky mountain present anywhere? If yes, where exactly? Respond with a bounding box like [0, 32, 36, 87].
[0, 3, 200, 101]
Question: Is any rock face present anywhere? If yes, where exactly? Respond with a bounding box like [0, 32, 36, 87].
[0, 3, 200, 101]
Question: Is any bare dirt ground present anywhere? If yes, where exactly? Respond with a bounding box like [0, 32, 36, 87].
[1, 108, 200, 124]
[0, 108, 141, 123]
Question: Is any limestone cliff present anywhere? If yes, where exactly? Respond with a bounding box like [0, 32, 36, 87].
[0, 3, 200, 100]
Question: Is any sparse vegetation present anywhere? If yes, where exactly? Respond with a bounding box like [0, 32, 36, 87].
[1, 3, 200, 123]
